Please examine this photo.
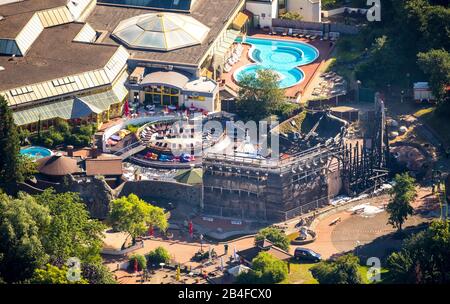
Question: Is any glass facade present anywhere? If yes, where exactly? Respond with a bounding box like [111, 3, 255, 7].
[143, 85, 180, 106]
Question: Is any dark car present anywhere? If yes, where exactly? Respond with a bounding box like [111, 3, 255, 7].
[294, 248, 322, 262]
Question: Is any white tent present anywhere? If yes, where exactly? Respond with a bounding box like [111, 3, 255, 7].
[227, 264, 251, 277]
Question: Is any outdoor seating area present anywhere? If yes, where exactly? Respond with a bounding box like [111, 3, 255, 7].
[269, 27, 338, 41]
[224, 43, 244, 73]
[311, 71, 347, 98]
[107, 129, 131, 147]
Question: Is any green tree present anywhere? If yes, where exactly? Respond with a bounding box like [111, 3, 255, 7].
[0, 95, 34, 188]
[31, 264, 88, 284]
[0, 192, 51, 283]
[108, 194, 168, 247]
[255, 227, 290, 251]
[387, 220, 450, 283]
[81, 262, 117, 284]
[35, 189, 106, 264]
[417, 49, 450, 105]
[147, 246, 171, 265]
[310, 254, 363, 284]
[236, 252, 288, 284]
[129, 254, 147, 271]
[236, 69, 285, 122]
[386, 173, 417, 232]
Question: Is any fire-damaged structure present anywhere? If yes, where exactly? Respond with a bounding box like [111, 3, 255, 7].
[202, 94, 389, 221]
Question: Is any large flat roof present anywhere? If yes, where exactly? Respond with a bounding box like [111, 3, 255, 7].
[86, 0, 243, 66]
[0, 0, 68, 38]
[0, 22, 119, 91]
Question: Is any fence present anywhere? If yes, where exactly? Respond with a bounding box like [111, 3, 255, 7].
[272, 19, 359, 35]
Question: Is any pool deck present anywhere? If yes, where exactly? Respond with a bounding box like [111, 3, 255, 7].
[221, 34, 335, 101]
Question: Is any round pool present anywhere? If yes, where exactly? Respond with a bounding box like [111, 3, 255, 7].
[234, 64, 304, 89]
[20, 146, 53, 159]
[234, 37, 319, 88]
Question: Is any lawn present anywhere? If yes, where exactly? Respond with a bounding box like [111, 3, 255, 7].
[281, 261, 390, 284]
[281, 262, 318, 284]
[414, 106, 450, 147]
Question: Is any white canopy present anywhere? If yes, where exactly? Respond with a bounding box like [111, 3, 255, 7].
[227, 264, 251, 277]
[112, 12, 210, 51]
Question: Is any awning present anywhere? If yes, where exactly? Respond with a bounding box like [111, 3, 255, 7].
[213, 29, 241, 66]
[232, 12, 249, 30]
[13, 89, 123, 126]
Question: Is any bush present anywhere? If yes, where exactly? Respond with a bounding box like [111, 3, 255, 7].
[54, 119, 70, 134]
[310, 254, 362, 284]
[236, 252, 288, 284]
[48, 130, 64, 145]
[129, 254, 147, 271]
[43, 137, 54, 148]
[126, 124, 139, 134]
[255, 227, 290, 251]
[147, 247, 170, 265]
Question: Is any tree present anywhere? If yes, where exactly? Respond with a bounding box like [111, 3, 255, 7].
[0, 192, 51, 283]
[417, 49, 450, 105]
[387, 220, 450, 283]
[0, 95, 35, 189]
[31, 264, 88, 284]
[310, 254, 363, 284]
[147, 246, 171, 265]
[236, 69, 285, 122]
[236, 252, 288, 284]
[35, 189, 106, 264]
[108, 194, 168, 247]
[255, 227, 289, 251]
[386, 173, 417, 232]
[81, 262, 117, 284]
[129, 254, 147, 271]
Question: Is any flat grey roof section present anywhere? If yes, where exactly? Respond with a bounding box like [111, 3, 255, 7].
[0, 23, 119, 91]
[86, 0, 243, 66]
[0, 0, 68, 38]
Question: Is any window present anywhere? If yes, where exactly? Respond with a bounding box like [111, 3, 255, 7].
[10, 86, 33, 96]
[52, 77, 76, 87]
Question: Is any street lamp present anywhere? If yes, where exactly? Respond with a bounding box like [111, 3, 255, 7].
[356, 80, 362, 103]
[199, 234, 204, 251]
[400, 90, 405, 103]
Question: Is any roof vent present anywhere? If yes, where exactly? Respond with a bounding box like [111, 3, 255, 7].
[0, 16, 4, 21]
[0, 66, 5, 71]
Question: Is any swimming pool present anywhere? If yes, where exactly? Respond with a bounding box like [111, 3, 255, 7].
[20, 146, 53, 159]
[234, 37, 319, 89]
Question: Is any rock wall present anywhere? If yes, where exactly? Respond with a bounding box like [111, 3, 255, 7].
[118, 180, 201, 207]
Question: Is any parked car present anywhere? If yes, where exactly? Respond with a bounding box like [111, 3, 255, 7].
[294, 248, 322, 262]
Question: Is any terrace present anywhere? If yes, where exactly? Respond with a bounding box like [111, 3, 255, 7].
[219, 32, 335, 101]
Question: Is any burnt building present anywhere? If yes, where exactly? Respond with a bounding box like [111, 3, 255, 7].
[202, 95, 389, 222]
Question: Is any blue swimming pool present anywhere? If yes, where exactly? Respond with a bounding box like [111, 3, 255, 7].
[234, 37, 319, 89]
[20, 146, 53, 159]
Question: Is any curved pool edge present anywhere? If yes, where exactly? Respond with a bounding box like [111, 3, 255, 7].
[239, 36, 320, 66]
[233, 63, 305, 89]
[20, 146, 54, 159]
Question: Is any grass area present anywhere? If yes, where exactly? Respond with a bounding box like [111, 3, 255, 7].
[281, 261, 390, 284]
[414, 106, 450, 146]
[281, 262, 318, 284]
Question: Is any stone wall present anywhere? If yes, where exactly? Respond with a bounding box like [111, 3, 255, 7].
[118, 180, 201, 207]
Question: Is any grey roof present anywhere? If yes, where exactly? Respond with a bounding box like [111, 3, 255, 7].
[87, 0, 244, 66]
[0, 0, 68, 38]
[0, 23, 119, 91]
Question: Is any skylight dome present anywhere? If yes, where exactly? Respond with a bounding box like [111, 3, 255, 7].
[112, 13, 210, 51]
